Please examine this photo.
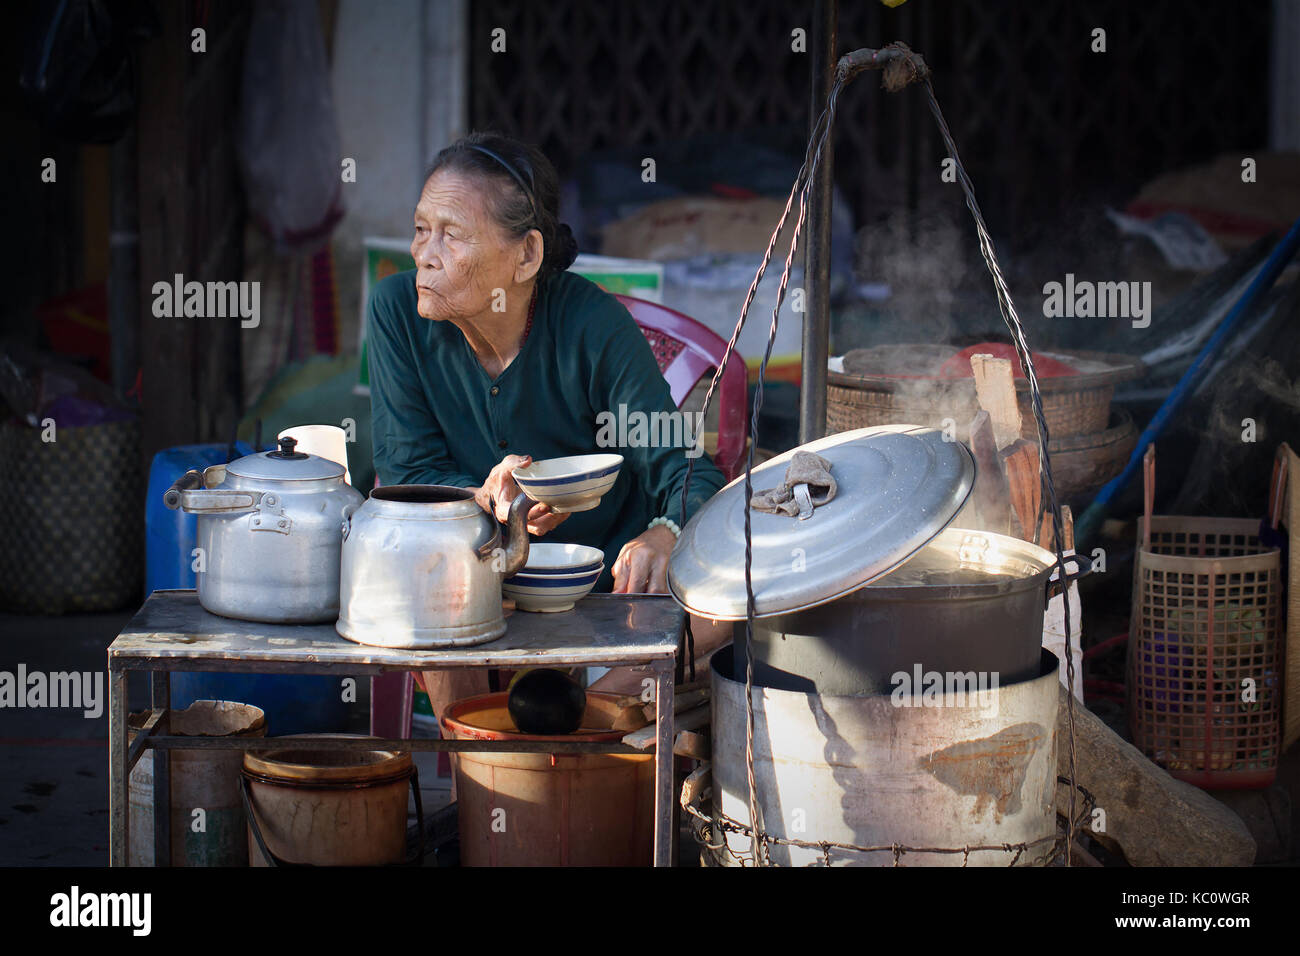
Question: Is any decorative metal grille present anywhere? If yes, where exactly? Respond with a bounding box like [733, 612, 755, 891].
[469, 0, 1269, 242]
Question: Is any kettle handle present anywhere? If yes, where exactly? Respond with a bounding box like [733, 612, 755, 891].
[493, 493, 532, 577]
[340, 501, 360, 541]
[163, 470, 203, 509]
[163, 466, 260, 514]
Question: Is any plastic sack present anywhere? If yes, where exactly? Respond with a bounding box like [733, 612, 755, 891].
[19, 0, 158, 143]
[236, 0, 344, 252]
[0, 342, 129, 427]
[1042, 555, 1085, 704]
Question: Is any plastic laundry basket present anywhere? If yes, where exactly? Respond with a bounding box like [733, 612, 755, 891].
[1128, 446, 1283, 789]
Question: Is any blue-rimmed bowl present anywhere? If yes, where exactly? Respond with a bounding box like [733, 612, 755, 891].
[504, 564, 605, 612]
[519, 542, 605, 576]
[512, 454, 623, 513]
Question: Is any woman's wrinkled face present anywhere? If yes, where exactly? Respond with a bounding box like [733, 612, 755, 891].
[410, 170, 521, 322]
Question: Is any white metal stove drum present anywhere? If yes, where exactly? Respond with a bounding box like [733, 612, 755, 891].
[668, 425, 1088, 866]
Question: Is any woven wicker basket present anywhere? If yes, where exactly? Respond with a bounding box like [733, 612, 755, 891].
[827, 345, 1142, 441]
[1281, 444, 1300, 752]
[1045, 408, 1138, 499]
[1128, 449, 1282, 789]
[0, 418, 143, 613]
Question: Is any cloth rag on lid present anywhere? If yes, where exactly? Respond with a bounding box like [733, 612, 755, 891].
[750, 451, 837, 518]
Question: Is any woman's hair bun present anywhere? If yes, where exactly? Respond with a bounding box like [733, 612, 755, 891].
[552, 222, 579, 273]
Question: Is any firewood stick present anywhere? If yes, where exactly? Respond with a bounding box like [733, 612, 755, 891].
[621, 704, 710, 750]
[1001, 438, 1041, 543]
[613, 677, 709, 711]
[958, 410, 1011, 535]
[970, 353, 1022, 450]
[641, 686, 711, 721]
[673, 730, 711, 760]
[680, 761, 711, 809]
[1038, 504, 1076, 553]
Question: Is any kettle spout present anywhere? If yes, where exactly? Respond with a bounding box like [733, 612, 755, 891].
[501, 492, 532, 576]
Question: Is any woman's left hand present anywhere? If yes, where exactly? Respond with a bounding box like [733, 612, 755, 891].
[611, 525, 677, 593]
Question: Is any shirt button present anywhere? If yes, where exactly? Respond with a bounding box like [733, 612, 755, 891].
[498, 439, 508, 449]
[489, 386, 500, 396]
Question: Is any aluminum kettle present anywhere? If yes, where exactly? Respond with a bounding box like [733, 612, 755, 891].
[336, 485, 530, 649]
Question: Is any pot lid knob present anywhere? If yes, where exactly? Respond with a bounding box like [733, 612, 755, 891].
[267, 436, 309, 460]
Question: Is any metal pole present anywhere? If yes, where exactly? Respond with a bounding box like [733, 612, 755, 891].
[652, 663, 676, 867]
[151, 671, 171, 866]
[799, 0, 837, 444]
[108, 667, 128, 866]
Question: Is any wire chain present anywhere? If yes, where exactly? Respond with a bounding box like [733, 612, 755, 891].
[684, 776, 1097, 868]
[738, 82, 843, 866]
[676, 46, 1080, 866]
[920, 77, 1079, 862]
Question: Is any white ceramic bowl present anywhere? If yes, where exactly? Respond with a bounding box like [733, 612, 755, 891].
[519, 542, 605, 576]
[512, 454, 623, 513]
[503, 565, 604, 612]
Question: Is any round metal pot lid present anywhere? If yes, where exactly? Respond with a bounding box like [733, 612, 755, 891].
[226, 447, 345, 481]
[668, 424, 974, 620]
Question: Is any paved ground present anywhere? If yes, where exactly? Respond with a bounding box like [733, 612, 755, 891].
[0, 607, 452, 867]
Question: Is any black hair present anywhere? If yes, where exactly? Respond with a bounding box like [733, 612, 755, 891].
[424, 131, 578, 281]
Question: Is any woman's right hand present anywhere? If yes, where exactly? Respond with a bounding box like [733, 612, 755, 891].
[473, 454, 570, 536]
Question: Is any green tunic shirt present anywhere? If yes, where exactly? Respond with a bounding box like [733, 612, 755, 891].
[367, 268, 727, 592]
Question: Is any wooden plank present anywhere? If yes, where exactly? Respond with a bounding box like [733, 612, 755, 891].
[641, 685, 710, 721]
[969, 352, 1022, 449]
[680, 761, 711, 808]
[137, 0, 195, 460]
[673, 730, 711, 760]
[136, 4, 248, 463]
[1037, 505, 1076, 553]
[959, 410, 1011, 535]
[622, 704, 709, 751]
[614, 676, 708, 710]
[1001, 439, 1041, 542]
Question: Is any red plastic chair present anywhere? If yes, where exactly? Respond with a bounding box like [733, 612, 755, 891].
[615, 295, 749, 481]
[372, 296, 749, 742]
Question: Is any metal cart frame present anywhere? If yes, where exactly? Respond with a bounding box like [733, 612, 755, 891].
[108, 590, 680, 867]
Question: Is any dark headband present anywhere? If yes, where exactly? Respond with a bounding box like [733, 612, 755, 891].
[466, 144, 539, 223]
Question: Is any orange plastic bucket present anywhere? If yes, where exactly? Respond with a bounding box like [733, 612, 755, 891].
[441, 692, 653, 866]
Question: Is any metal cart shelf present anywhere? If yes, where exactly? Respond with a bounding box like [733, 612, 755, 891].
[108, 590, 681, 866]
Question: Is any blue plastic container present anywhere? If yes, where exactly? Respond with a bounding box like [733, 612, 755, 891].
[169, 672, 351, 738]
[146, 442, 253, 595]
[145, 442, 352, 735]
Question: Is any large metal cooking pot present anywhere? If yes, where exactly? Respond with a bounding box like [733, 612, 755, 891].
[734, 527, 1090, 695]
[336, 485, 530, 649]
[163, 437, 364, 623]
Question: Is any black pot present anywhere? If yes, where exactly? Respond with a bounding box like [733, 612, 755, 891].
[733, 530, 1090, 696]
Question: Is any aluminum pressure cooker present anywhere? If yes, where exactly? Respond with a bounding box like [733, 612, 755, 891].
[163, 437, 364, 623]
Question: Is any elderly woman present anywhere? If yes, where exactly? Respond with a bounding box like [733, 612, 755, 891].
[367, 132, 729, 700]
